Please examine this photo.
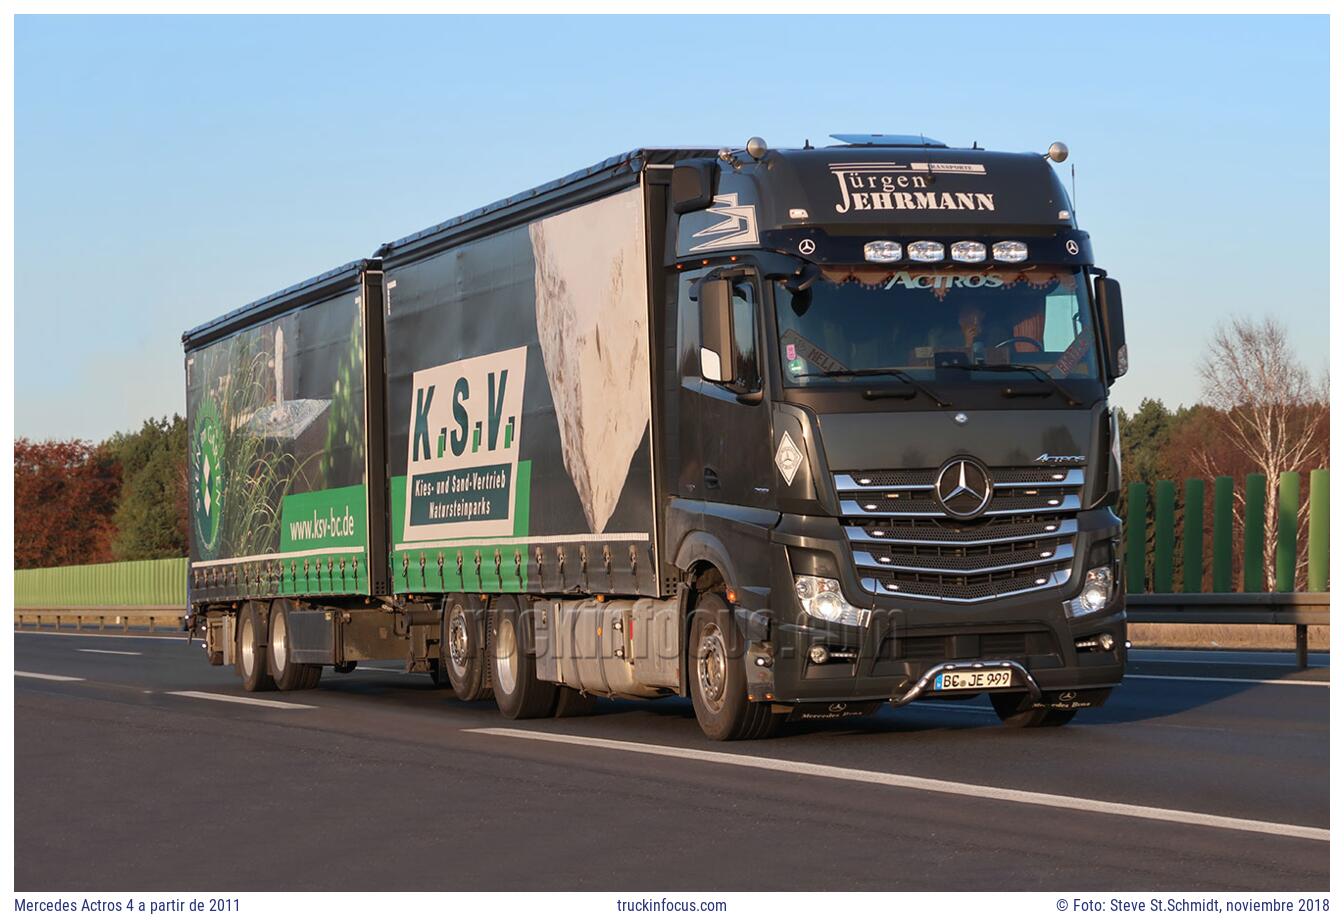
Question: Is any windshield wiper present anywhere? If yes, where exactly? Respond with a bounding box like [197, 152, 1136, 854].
[942, 362, 1082, 406]
[795, 368, 951, 407]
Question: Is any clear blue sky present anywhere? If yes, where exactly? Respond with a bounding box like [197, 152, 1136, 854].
[14, 14, 1329, 440]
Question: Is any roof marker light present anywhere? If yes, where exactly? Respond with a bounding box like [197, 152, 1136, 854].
[992, 240, 1028, 263]
[863, 240, 902, 263]
[950, 241, 986, 263]
[907, 241, 944, 262]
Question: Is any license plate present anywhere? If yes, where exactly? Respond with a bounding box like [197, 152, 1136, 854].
[934, 669, 1013, 691]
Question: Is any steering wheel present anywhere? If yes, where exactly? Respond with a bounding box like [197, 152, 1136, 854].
[994, 335, 1045, 352]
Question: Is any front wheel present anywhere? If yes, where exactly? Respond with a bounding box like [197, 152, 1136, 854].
[688, 595, 781, 742]
[991, 691, 1077, 728]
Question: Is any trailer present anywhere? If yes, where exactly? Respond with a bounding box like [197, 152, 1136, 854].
[186, 137, 1130, 739]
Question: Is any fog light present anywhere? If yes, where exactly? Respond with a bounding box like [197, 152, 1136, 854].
[809, 645, 830, 664]
[1098, 633, 1115, 651]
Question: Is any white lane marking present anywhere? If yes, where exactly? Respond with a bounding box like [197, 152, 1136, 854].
[166, 691, 316, 710]
[1128, 674, 1328, 688]
[77, 648, 142, 656]
[15, 671, 85, 682]
[468, 727, 1329, 842]
[15, 631, 187, 642]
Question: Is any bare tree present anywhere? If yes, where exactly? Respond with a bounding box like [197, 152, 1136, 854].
[1194, 317, 1328, 588]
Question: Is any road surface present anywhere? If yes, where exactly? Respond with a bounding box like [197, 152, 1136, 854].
[13, 629, 1330, 891]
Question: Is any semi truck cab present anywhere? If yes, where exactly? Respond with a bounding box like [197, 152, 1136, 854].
[661, 135, 1127, 736]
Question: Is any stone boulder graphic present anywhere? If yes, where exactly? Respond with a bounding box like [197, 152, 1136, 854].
[529, 188, 650, 535]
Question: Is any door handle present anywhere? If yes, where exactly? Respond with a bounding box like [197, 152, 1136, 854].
[703, 467, 720, 490]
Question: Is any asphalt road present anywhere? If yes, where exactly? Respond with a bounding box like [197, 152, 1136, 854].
[13, 629, 1330, 891]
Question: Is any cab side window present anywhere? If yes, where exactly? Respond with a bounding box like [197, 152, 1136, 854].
[729, 278, 762, 392]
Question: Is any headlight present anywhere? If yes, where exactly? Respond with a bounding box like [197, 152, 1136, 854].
[795, 575, 871, 627]
[863, 240, 902, 263]
[950, 241, 986, 263]
[1065, 565, 1115, 617]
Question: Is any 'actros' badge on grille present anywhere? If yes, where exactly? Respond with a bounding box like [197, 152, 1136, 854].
[934, 457, 993, 519]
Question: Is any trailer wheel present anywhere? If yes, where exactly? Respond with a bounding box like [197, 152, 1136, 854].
[688, 594, 781, 742]
[237, 601, 276, 692]
[442, 595, 492, 701]
[991, 691, 1077, 728]
[268, 599, 322, 691]
[489, 596, 556, 720]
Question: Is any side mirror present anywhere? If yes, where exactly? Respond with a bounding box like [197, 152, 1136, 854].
[1096, 276, 1128, 381]
[671, 160, 718, 214]
[698, 278, 735, 384]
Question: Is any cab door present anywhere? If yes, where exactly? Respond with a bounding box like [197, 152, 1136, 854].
[679, 267, 774, 511]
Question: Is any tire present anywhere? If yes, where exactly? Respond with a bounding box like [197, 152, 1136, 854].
[268, 599, 322, 691]
[237, 601, 276, 692]
[489, 596, 557, 720]
[991, 691, 1078, 728]
[688, 594, 781, 742]
[553, 686, 596, 718]
[442, 595, 493, 701]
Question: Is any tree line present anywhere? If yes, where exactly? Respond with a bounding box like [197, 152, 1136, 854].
[13, 318, 1329, 578]
[15, 416, 187, 569]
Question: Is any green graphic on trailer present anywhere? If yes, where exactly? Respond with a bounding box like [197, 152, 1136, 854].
[191, 396, 224, 553]
[391, 461, 531, 593]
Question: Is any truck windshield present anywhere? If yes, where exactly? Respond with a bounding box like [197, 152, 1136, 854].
[775, 266, 1100, 386]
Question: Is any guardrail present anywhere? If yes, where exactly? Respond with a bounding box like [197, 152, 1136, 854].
[15, 606, 185, 632]
[1126, 592, 1329, 669]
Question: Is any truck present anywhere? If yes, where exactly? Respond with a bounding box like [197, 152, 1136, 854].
[183, 134, 1128, 741]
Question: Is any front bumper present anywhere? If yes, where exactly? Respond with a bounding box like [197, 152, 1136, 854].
[738, 516, 1127, 706]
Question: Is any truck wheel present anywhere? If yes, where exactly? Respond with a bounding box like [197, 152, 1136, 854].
[991, 691, 1077, 728]
[443, 596, 492, 701]
[489, 596, 557, 720]
[237, 601, 276, 692]
[268, 600, 322, 691]
[688, 595, 781, 742]
[553, 686, 596, 718]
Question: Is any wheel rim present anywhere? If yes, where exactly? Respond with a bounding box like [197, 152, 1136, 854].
[495, 616, 518, 696]
[240, 615, 255, 677]
[697, 623, 728, 714]
[448, 609, 469, 675]
[270, 608, 287, 672]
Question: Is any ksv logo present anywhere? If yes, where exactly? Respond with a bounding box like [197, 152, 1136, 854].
[404, 347, 528, 540]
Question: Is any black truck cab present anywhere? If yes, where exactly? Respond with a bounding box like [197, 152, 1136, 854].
[663, 135, 1128, 732]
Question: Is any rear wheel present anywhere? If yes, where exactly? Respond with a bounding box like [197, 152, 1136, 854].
[688, 594, 781, 742]
[443, 595, 493, 701]
[237, 601, 275, 692]
[490, 597, 557, 720]
[991, 691, 1077, 728]
[268, 600, 321, 691]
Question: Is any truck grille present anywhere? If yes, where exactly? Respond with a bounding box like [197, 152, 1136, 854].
[835, 466, 1083, 603]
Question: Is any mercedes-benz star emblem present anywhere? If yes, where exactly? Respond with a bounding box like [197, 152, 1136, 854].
[934, 457, 993, 519]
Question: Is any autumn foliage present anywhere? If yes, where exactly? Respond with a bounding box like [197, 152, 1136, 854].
[14, 439, 122, 568]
